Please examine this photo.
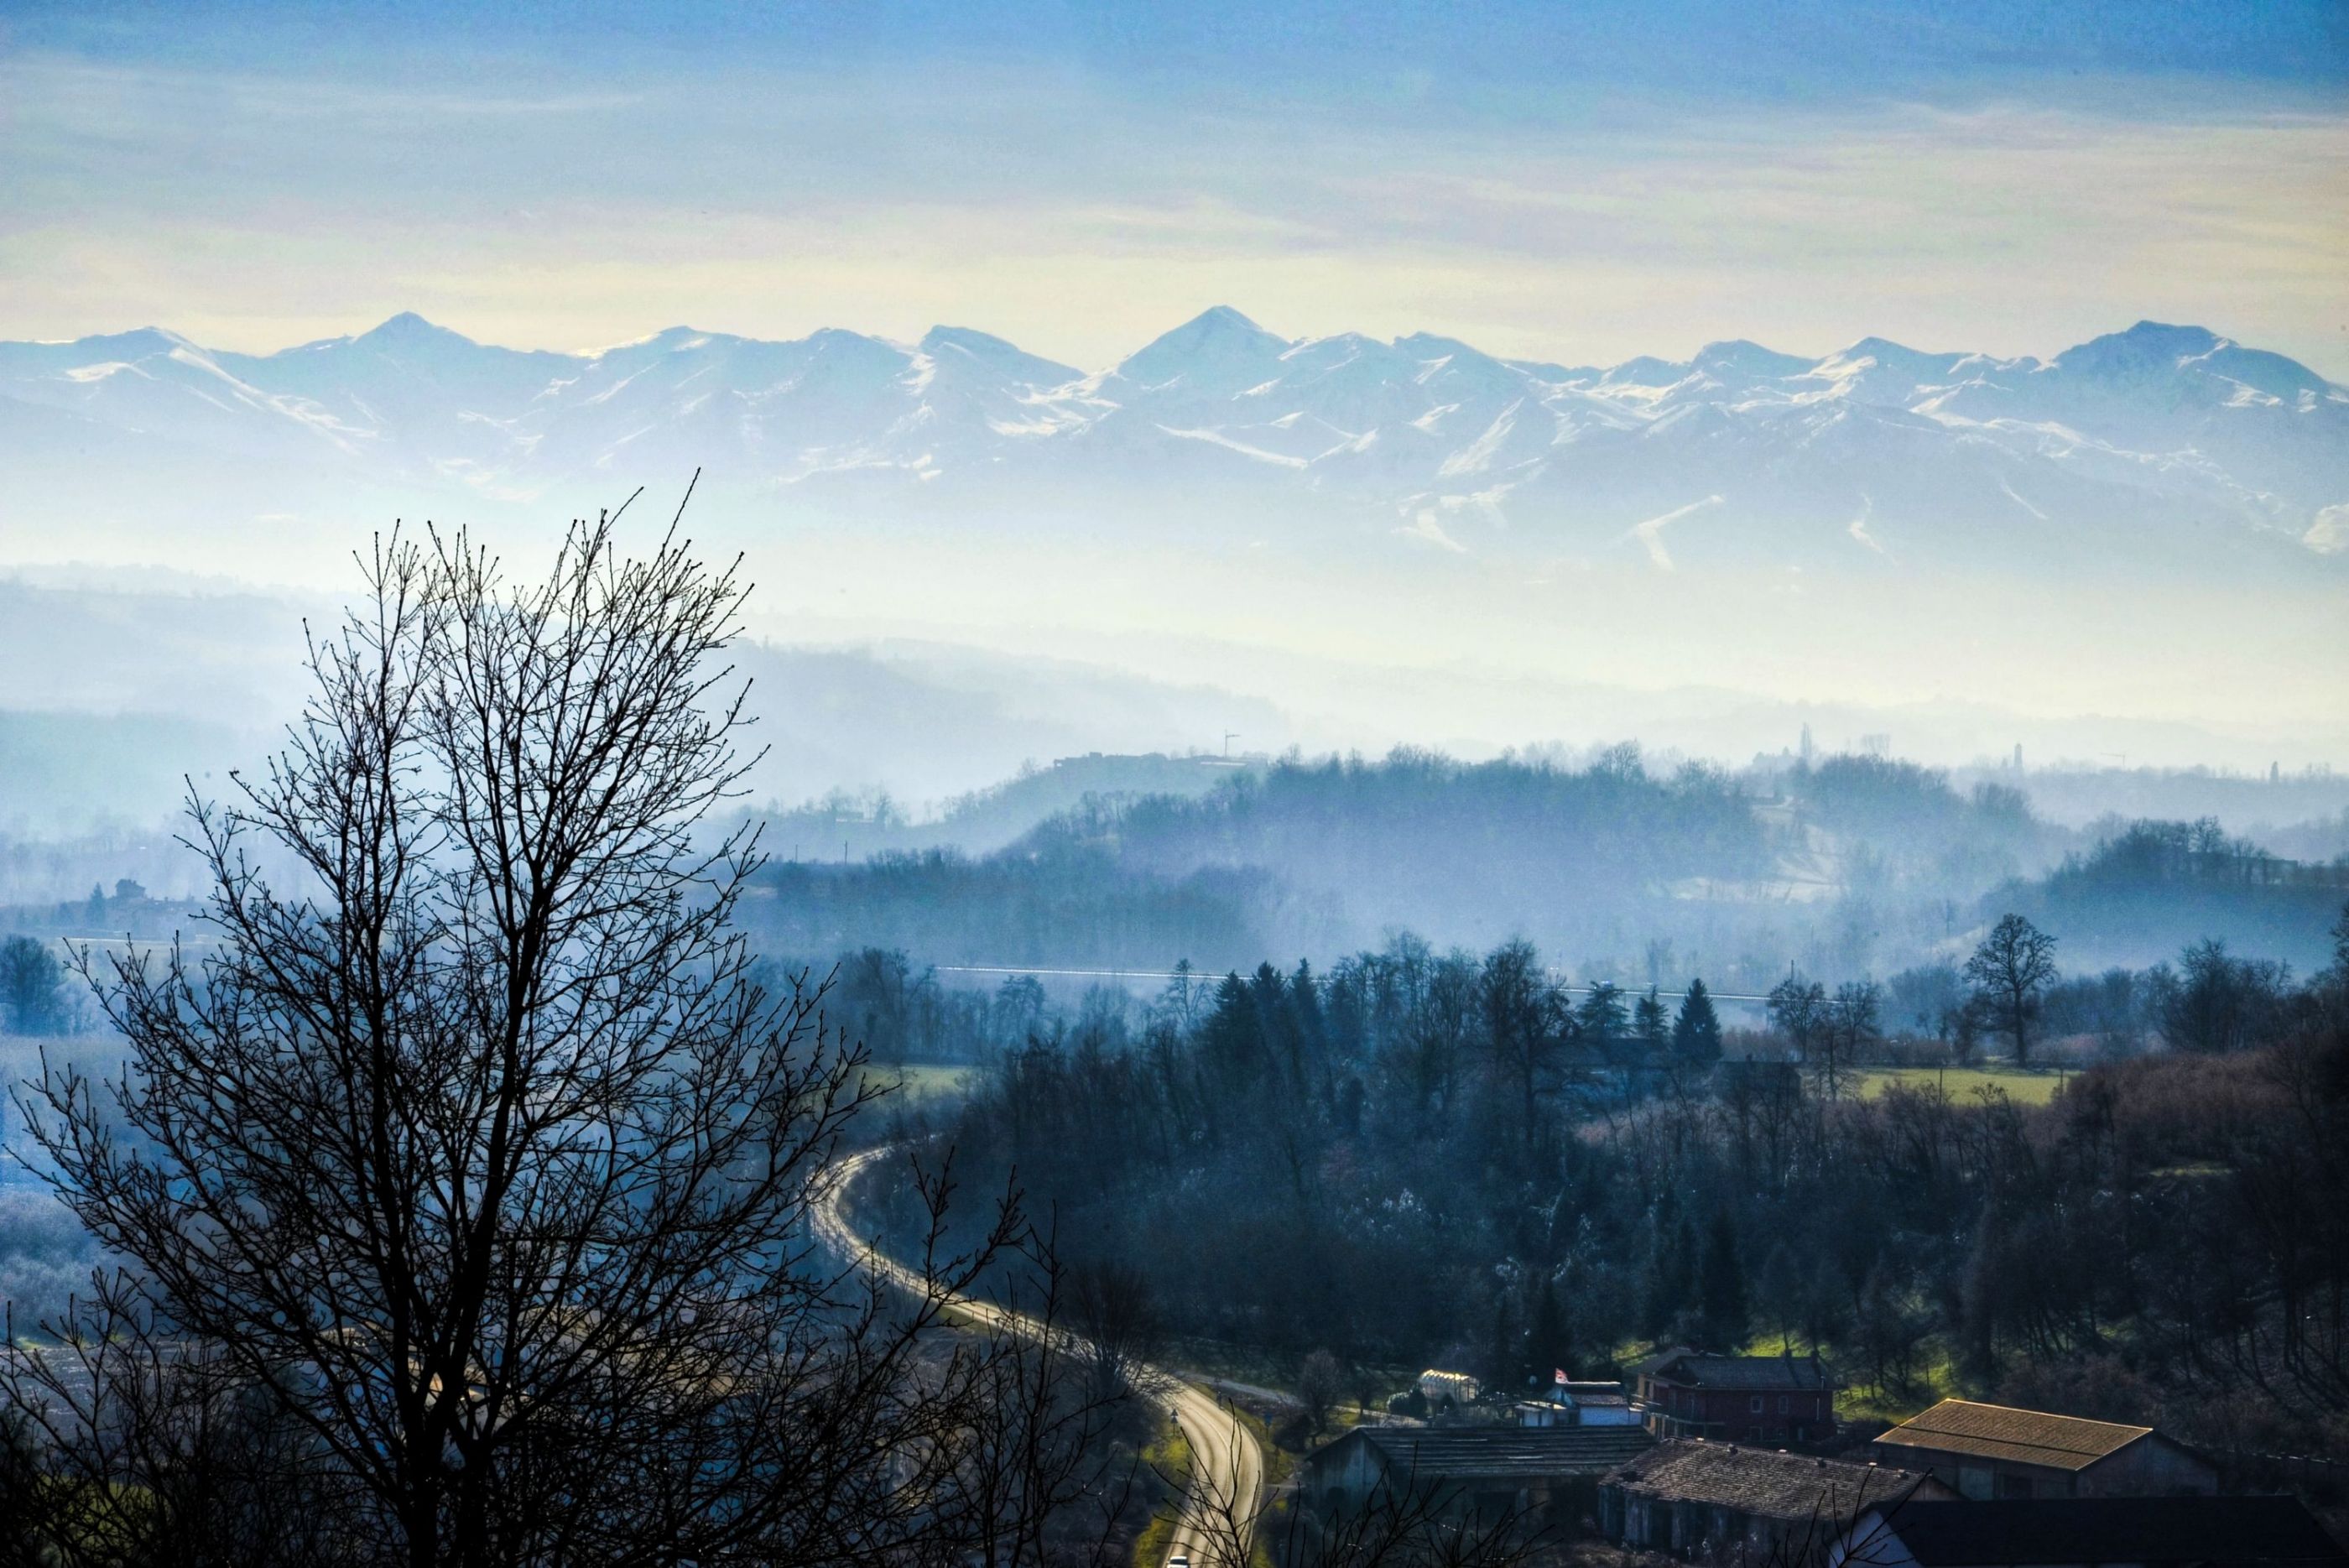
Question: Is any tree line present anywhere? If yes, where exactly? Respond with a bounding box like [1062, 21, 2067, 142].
[937, 907, 2349, 1493]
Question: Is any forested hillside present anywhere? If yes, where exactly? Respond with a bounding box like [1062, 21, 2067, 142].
[906, 917, 2349, 1492]
[737, 751, 2341, 982]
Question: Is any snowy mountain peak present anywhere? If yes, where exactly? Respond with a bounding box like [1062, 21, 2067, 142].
[920, 325, 1023, 357]
[917, 326, 1081, 387]
[356, 310, 471, 346]
[3, 310, 2341, 569]
[1115, 305, 1291, 393]
[1690, 339, 1812, 380]
[1188, 305, 1269, 335]
[2056, 320, 2225, 372]
[1821, 336, 1967, 372]
[18, 326, 204, 363]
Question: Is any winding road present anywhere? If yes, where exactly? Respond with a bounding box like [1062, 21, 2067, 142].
[812, 1146, 1265, 1568]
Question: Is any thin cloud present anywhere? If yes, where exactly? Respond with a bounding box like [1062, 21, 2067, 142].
[3, 51, 2343, 376]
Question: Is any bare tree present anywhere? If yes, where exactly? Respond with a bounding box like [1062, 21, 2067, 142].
[1965, 913, 2059, 1065]
[922, 1242, 1146, 1568]
[1297, 1349, 1346, 1439]
[1478, 941, 1562, 1154]
[5, 504, 1035, 1565]
[1065, 1255, 1164, 1404]
[1768, 974, 1833, 1095]
[1815, 980, 1883, 1101]
[0, 1273, 364, 1566]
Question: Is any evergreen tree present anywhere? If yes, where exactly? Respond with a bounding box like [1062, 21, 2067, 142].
[1289, 957, 1326, 1087]
[1698, 1210, 1750, 1351]
[1159, 958, 1199, 1028]
[1576, 982, 1628, 1042]
[1633, 986, 1669, 1051]
[1200, 970, 1265, 1094]
[84, 883, 107, 928]
[1487, 1293, 1520, 1393]
[1672, 979, 1723, 1067]
[0, 935, 67, 1035]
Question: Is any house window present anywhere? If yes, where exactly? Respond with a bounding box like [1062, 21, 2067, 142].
[1778, 1395, 1789, 1414]
[1748, 1396, 1763, 1414]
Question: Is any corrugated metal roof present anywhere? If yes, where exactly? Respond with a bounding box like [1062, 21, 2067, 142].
[1333, 1424, 1654, 1480]
[1872, 1399, 2151, 1472]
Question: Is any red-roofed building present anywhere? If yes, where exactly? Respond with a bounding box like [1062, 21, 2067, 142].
[1629, 1348, 1841, 1446]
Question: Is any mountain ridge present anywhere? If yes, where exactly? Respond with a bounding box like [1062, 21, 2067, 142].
[3, 310, 2343, 570]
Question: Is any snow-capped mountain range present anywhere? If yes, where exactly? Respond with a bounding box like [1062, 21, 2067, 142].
[4, 308, 2343, 568]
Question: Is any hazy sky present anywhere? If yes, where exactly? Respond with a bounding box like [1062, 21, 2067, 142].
[5, 0, 2346, 374]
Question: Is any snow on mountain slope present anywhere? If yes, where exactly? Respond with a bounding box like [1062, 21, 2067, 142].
[3, 310, 2342, 569]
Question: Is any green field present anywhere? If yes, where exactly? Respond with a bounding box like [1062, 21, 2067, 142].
[859, 1062, 975, 1100]
[1848, 1065, 2070, 1106]
[1129, 1414, 1193, 1568]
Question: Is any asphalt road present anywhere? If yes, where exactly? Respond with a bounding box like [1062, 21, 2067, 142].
[813, 1145, 1264, 1568]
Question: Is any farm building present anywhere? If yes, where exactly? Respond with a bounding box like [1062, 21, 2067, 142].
[1601, 1440, 1955, 1558]
[1870, 1399, 2216, 1500]
[1629, 1348, 1841, 1445]
[1517, 1378, 1639, 1428]
[1301, 1424, 1654, 1528]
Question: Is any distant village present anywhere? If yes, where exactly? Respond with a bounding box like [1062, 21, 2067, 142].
[1293, 1352, 2339, 1564]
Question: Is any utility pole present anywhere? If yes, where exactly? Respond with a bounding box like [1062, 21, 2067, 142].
[1223, 731, 1240, 758]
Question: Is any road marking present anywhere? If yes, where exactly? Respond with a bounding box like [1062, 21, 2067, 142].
[812, 1145, 1263, 1568]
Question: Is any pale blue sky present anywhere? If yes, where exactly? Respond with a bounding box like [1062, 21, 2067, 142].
[4, 1, 2345, 372]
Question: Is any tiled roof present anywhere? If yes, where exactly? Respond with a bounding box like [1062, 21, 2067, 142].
[1635, 1350, 1836, 1391]
[1865, 1498, 2346, 1565]
[1332, 1424, 1654, 1480]
[1872, 1399, 2151, 1472]
[1607, 1440, 1941, 1520]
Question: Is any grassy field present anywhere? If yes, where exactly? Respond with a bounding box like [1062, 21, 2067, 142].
[1848, 1065, 2072, 1106]
[857, 1062, 975, 1101]
[1130, 1414, 1193, 1568]
[1837, 1341, 1966, 1426]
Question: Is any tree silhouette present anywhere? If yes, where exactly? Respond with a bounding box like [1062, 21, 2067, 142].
[7, 505, 1055, 1565]
[1671, 979, 1722, 1069]
[1965, 913, 2059, 1065]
